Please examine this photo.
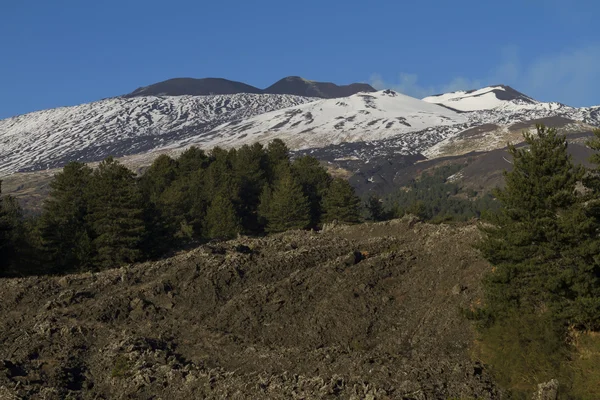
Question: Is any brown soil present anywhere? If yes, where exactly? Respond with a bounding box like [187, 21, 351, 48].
[0, 218, 499, 399]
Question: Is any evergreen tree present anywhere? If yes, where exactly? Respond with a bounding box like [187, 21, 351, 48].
[177, 146, 209, 177]
[365, 194, 386, 221]
[140, 154, 178, 203]
[87, 157, 146, 269]
[38, 162, 94, 273]
[266, 139, 290, 183]
[139, 155, 180, 256]
[258, 170, 310, 233]
[0, 181, 18, 274]
[321, 178, 361, 224]
[478, 125, 587, 322]
[204, 193, 241, 239]
[233, 143, 268, 233]
[292, 155, 332, 228]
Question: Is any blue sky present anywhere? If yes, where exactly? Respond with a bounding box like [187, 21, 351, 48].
[1, 0, 599, 119]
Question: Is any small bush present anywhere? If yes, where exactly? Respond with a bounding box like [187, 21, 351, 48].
[111, 356, 133, 379]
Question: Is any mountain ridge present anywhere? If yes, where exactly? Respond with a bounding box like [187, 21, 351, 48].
[124, 76, 376, 99]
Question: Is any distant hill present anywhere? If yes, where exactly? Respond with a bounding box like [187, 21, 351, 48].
[124, 77, 262, 97]
[263, 76, 376, 98]
[124, 76, 376, 99]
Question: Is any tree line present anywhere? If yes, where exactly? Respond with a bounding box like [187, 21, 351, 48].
[0, 139, 362, 276]
[377, 163, 499, 223]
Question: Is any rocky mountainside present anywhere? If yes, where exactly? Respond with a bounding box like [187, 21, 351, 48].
[0, 218, 499, 399]
[125, 76, 376, 98]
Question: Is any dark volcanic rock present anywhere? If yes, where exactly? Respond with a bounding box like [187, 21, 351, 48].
[264, 76, 376, 98]
[125, 76, 376, 99]
[0, 219, 500, 399]
[125, 77, 262, 97]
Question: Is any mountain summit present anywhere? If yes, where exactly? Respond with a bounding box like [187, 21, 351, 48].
[422, 85, 537, 111]
[124, 76, 376, 99]
[126, 78, 262, 97]
[263, 76, 376, 98]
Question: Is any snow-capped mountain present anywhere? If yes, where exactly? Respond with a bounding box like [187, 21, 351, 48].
[168, 89, 468, 151]
[422, 85, 537, 111]
[1, 81, 599, 179]
[0, 93, 318, 175]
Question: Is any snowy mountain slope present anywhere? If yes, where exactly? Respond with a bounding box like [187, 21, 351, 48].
[167, 89, 468, 150]
[2, 83, 600, 179]
[422, 85, 537, 111]
[0, 93, 318, 175]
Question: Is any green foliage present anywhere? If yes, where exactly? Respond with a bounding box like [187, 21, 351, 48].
[4, 139, 354, 274]
[259, 169, 310, 233]
[474, 125, 600, 398]
[111, 356, 133, 379]
[266, 139, 290, 182]
[474, 312, 570, 400]
[478, 125, 591, 323]
[321, 178, 361, 224]
[87, 157, 146, 269]
[38, 162, 94, 273]
[204, 193, 241, 239]
[0, 181, 22, 274]
[365, 194, 386, 222]
[292, 155, 332, 228]
[387, 164, 498, 222]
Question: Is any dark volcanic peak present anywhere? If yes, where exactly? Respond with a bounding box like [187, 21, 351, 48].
[263, 76, 376, 98]
[125, 78, 262, 98]
[471, 84, 536, 103]
[125, 76, 376, 99]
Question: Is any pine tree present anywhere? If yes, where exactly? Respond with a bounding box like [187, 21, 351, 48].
[38, 162, 94, 273]
[177, 146, 209, 177]
[87, 157, 146, 269]
[292, 155, 332, 228]
[365, 194, 386, 221]
[258, 170, 310, 233]
[478, 125, 586, 321]
[321, 178, 361, 224]
[266, 139, 290, 183]
[204, 193, 241, 239]
[140, 154, 178, 203]
[0, 181, 17, 274]
[233, 143, 268, 234]
[139, 155, 180, 256]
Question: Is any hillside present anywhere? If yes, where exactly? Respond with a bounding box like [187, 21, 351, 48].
[189, 89, 468, 150]
[422, 85, 538, 111]
[0, 218, 499, 399]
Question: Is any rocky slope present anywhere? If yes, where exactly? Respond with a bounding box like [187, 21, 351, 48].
[0, 218, 499, 399]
